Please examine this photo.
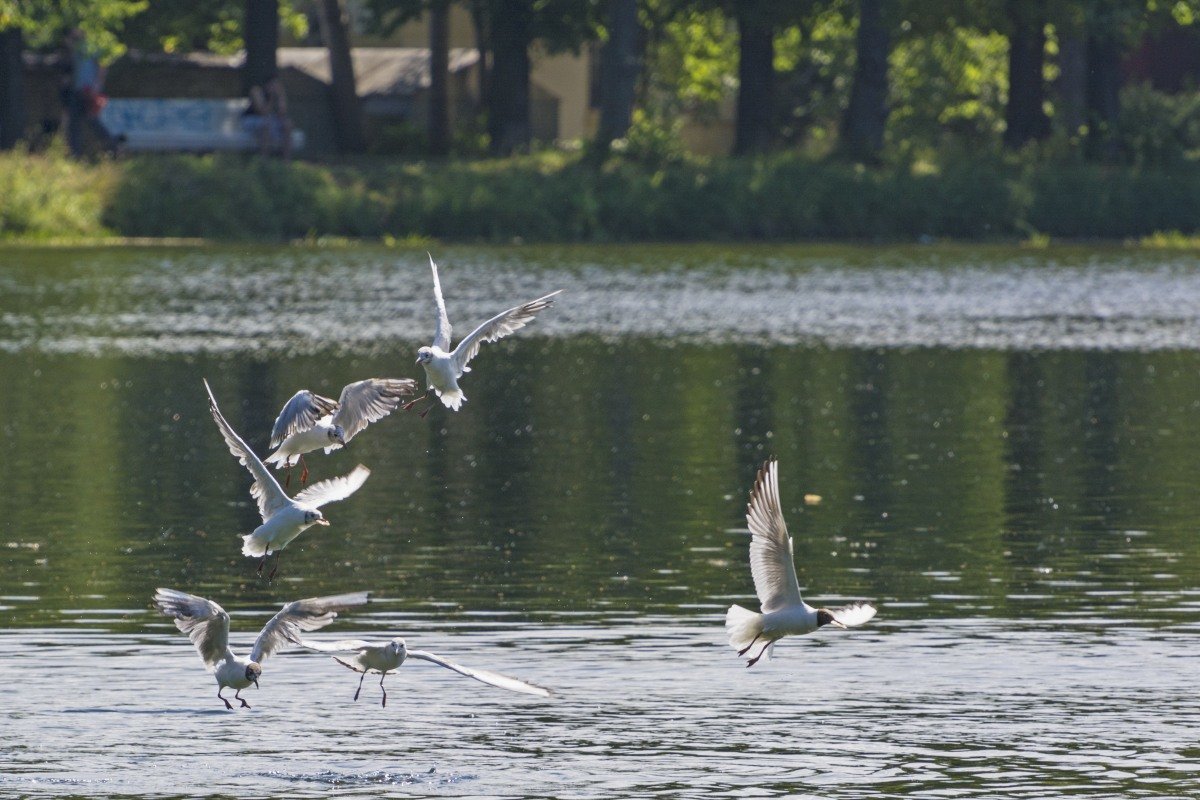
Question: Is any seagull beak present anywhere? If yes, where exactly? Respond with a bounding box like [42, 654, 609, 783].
[252, 677, 260, 689]
[415, 356, 422, 364]
[829, 619, 847, 629]
[315, 518, 331, 526]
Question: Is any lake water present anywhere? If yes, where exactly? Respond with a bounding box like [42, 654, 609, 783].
[3, 244, 1200, 798]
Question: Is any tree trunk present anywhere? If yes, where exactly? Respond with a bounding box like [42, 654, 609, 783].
[1054, 30, 1087, 137]
[429, 0, 451, 156]
[592, 0, 641, 158]
[0, 27, 24, 150]
[316, 0, 367, 152]
[488, 0, 532, 155]
[840, 0, 890, 163]
[733, 5, 774, 155]
[470, 2, 491, 113]
[1003, 1, 1049, 149]
[243, 0, 279, 93]
[1085, 30, 1121, 162]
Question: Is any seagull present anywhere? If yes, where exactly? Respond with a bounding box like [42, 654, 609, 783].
[264, 378, 417, 485]
[152, 588, 369, 710]
[726, 458, 876, 667]
[409, 254, 561, 415]
[204, 378, 371, 579]
[293, 636, 551, 706]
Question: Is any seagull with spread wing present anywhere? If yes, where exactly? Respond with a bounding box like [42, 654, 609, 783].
[264, 378, 417, 485]
[409, 254, 561, 416]
[726, 458, 876, 667]
[152, 588, 369, 710]
[293, 636, 551, 707]
[204, 378, 371, 579]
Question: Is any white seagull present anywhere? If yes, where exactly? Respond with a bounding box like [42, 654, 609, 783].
[294, 636, 552, 706]
[264, 378, 417, 484]
[204, 378, 371, 579]
[152, 588, 369, 710]
[410, 254, 561, 415]
[726, 458, 876, 667]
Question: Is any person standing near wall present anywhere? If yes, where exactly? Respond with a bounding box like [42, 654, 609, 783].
[60, 27, 120, 157]
[242, 75, 293, 160]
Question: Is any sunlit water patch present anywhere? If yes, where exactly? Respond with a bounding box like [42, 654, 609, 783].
[2, 244, 1200, 354]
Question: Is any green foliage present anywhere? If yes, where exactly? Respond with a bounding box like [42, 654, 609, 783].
[0, 147, 115, 238]
[1116, 83, 1200, 166]
[889, 26, 1009, 149]
[6, 151, 1200, 243]
[3, 0, 147, 60]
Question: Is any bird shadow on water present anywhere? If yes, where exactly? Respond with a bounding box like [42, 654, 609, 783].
[260, 767, 474, 788]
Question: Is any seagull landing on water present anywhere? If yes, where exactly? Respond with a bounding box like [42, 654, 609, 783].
[204, 379, 371, 580]
[726, 458, 876, 667]
[293, 636, 551, 707]
[152, 588, 369, 710]
[407, 254, 561, 416]
[264, 378, 417, 486]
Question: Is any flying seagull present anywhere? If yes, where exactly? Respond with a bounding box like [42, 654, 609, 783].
[409, 254, 561, 416]
[152, 588, 369, 710]
[726, 458, 876, 667]
[264, 378, 417, 485]
[204, 378, 370, 579]
[294, 636, 551, 706]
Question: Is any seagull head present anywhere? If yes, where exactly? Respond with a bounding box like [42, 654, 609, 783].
[329, 424, 346, 446]
[816, 609, 846, 629]
[304, 509, 330, 527]
[416, 346, 433, 365]
[245, 662, 262, 688]
[388, 638, 407, 659]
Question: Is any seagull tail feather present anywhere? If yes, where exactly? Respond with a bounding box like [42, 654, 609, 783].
[725, 604, 763, 652]
[438, 388, 466, 411]
[241, 532, 270, 558]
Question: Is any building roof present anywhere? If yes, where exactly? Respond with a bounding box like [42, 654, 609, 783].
[277, 47, 478, 97]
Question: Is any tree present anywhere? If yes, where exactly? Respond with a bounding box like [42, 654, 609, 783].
[840, 0, 889, 161]
[591, 0, 641, 159]
[732, 1, 775, 154]
[486, 0, 533, 154]
[428, 0, 450, 156]
[316, 0, 367, 152]
[0, 26, 23, 150]
[243, 0, 278, 93]
[1002, 0, 1049, 148]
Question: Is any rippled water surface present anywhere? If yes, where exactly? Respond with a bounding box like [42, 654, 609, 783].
[3, 243, 1200, 798]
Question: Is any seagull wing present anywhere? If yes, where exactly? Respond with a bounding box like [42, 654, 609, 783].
[746, 458, 804, 615]
[330, 379, 417, 443]
[270, 390, 339, 448]
[250, 591, 370, 663]
[292, 464, 370, 509]
[430, 253, 452, 351]
[406, 649, 552, 697]
[204, 379, 289, 522]
[450, 290, 562, 374]
[294, 638, 376, 653]
[829, 602, 877, 628]
[153, 588, 231, 671]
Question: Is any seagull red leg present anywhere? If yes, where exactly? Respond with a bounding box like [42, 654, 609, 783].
[234, 689, 251, 709]
[379, 672, 388, 707]
[353, 671, 366, 701]
[217, 687, 234, 710]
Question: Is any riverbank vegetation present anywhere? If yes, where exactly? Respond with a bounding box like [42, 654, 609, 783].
[4, 146, 1200, 244]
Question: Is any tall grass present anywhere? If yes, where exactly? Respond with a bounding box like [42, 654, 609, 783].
[4, 149, 1200, 243]
[0, 147, 118, 239]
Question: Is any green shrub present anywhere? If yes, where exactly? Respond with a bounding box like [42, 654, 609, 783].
[0, 147, 115, 238]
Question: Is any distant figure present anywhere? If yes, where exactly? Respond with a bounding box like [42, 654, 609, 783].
[60, 27, 119, 157]
[243, 75, 293, 159]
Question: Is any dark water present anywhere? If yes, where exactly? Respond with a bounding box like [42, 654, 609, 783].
[3, 244, 1200, 798]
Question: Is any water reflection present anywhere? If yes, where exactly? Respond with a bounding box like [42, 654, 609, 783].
[4, 342, 1200, 627]
[4, 245, 1200, 797]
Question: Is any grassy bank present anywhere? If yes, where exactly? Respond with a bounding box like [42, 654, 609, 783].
[4, 149, 1200, 243]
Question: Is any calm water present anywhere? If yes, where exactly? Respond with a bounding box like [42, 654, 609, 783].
[3, 244, 1200, 798]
